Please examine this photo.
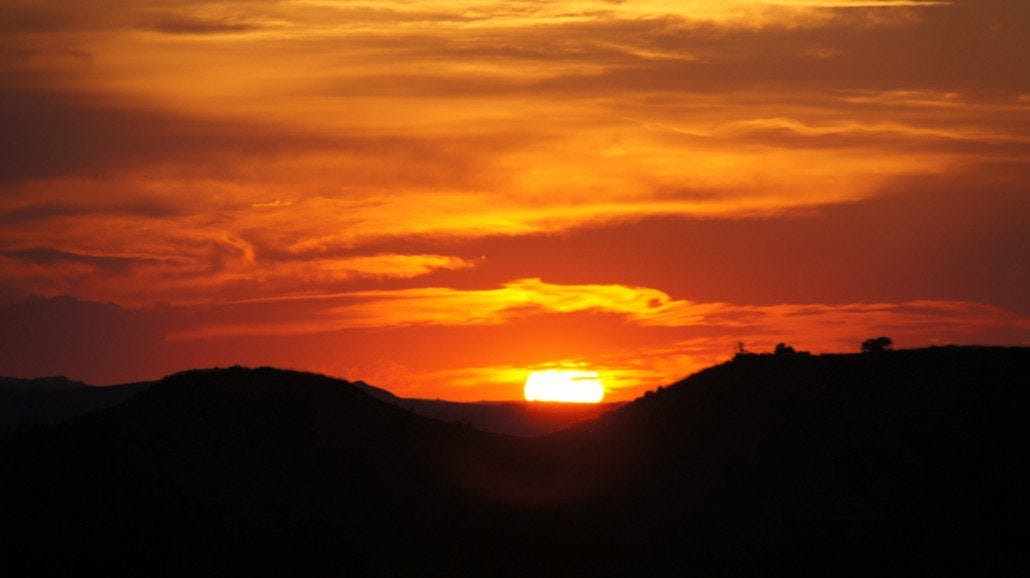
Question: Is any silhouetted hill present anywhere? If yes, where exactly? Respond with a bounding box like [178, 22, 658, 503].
[1, 348, 1026, 576]
[0, 366, 511, 576]
[551, 346, 1030, 575]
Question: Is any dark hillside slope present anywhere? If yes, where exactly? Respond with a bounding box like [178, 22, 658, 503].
[0, 367, 514, 576]
[555, 346, 1030, 575]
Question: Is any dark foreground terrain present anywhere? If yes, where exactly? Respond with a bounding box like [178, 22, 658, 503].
[1, 346, 1026, 576]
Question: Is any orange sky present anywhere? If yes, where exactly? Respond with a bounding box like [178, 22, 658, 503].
[1, 0, 1028, 400]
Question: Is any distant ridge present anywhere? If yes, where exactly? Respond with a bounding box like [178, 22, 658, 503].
[0, 377, 151, 433]
[396, 397, 624, 437]
[0, 375, 90, 390]
[0, 367, 622, 437]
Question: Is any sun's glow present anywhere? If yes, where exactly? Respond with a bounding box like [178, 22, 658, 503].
[523, 370, 605, 403]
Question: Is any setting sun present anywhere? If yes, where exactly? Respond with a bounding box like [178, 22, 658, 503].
[524, 370, 605, 403]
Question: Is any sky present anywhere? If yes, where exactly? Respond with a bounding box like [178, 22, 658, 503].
[1, 0, 1027, 400]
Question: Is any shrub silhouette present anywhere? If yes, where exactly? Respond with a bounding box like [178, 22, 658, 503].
[862, 336, 893, 352]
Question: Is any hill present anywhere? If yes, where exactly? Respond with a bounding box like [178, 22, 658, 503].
[549, 346, 1029, 574]
[0, 347, 1026, 576]
[0, 366, 515, 576]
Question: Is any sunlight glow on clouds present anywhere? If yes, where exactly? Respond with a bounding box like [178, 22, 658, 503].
[170, 278, 1027, 341]
[1, 0, 1027, 398]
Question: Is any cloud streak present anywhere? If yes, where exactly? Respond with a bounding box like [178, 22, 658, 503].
[0, 247, 481, 305]
[173, 278, 1029, 341]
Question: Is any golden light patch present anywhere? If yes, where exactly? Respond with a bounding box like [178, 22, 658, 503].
[523, 369, 605, 403]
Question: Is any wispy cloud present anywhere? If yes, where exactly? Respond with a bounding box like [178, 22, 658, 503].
[171, 278, 1029, 342]
[141, 16, 265, 35]
[0, 248, 480, 305]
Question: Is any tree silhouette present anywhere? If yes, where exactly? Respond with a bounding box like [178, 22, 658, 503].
[774, 343, 796, 356]
[861, 336, 893, 353]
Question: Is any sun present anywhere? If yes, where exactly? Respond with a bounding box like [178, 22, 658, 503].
[523, 369, 605, 403]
